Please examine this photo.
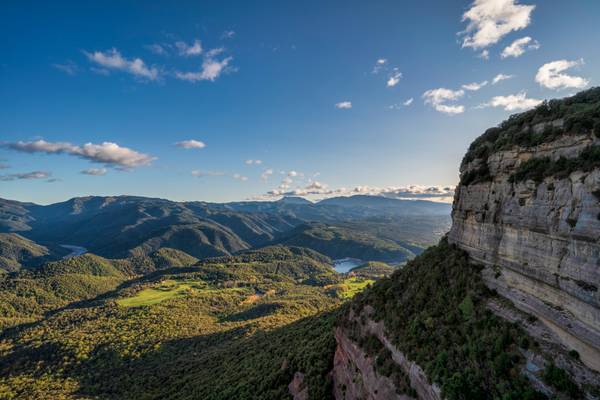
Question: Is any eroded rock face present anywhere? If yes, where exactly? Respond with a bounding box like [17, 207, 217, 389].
[449, 130, 600, 371]
[332, 308, 441, 400]
[288, 372, 308, 400]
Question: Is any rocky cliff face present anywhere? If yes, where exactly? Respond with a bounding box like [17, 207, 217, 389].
[449, 121, 600, 372]
[332, 89, 600, 399]
[332, 306, 441, 400]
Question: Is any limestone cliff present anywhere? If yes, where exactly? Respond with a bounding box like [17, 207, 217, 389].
[332, 89, 600, 399]
[449, 90, 600, 372]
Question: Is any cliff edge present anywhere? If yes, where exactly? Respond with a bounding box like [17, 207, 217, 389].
[332, 88, 600, 400]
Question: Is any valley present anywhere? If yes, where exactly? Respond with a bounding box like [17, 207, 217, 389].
[4, 1, 600, 398]
[2, 90, 600, 399]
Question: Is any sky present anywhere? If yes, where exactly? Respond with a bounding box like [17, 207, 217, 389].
[1, 0, 599, 204]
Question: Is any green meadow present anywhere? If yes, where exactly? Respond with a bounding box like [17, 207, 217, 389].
[117, 279, 205, 307]
[333, 277, 375, 299]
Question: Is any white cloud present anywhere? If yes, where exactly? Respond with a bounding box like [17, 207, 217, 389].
[478, 50, 490, 60]
[0, 171, 51, 181]
[492, 73, 514, 84]
[3, 139, 155, 169]
[262, 183, 455, 203]
[372, 58, 387, 74]
[403, 98, 414, 106]
[422, 88, 465, 115]
[175, 139, 206, 149]
[261, 168, 274, 182]
[245, 159, 262, 165]
[478, 91, 542, 111]
[222, 30, 236, 39]
[145, 44, 168, 55]
[462, 80, 488, 91]
[335, 101, 352, 109]
[387, 69, 402, 87]
[535, 59, 589, 90]
[175, 39, 203, 57]
[436, 104, 465, 115]
[461, 0, 536, 50]
[175, 54, 233, 82]
[77, 142, 155, 169]
[501, 36, 539, 58]
[84, 48, 159, 81]
[81, 168, 107, 176]
[191, 170, 225, 178]
[233, 173, 248, 182]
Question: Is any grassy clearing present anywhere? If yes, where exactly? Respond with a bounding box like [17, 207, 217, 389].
[331, 277, 374, 299]
[117, 279, 208, 307]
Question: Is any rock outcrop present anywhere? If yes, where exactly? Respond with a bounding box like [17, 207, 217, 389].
[333, 89, 600, 399]
[332, 307, 441, 400]
[449, 113, 600, 372]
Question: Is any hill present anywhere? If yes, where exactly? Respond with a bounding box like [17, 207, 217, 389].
[349, 261, 395, 279]
[0, 246, 351, 399]
[271, 223, 415, 263]
[0, 233, 66, 273]
[0, 195, 450, 262]
[0, 248, 198, 329]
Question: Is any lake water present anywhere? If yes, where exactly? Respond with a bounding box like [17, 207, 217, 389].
[60, 245, 88, 259]
[333, 258, 364, 273]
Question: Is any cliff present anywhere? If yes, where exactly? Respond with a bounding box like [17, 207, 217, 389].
[449, 88, 600, 372]
[332, 88, 600, 399]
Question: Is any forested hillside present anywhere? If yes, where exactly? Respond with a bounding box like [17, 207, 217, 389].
[0, 195, 450, 260]
[0, 246, 354, 399]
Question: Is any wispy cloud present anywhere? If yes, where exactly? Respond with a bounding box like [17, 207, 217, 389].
[462, 80, 488, 91]
[460, 0, 535, 50]
[501, 36, 539, 58]
[52, 60, 78, 75]
[492, 73, 514, 84]
[478, 50, 490, 60]
[175, 39, 203, 56]
[335, 101, 352, 109]
[175, 139, 206, 149]
[222, 30, 236, 39]
[175, 55, 233, 82]
[389, 98, 414, 110]
[478, 92, 542, 111]
[191, 170, 225, 178]
[232, 173, 248, 181]
[387, 69, 402, 87]
[3, 140, 155, 169]
[535, 59, 589, 90]
[262, 183, 455, 203]
[0, 171, 51, 181]
[81, 168, 107, 176]
[245, 159, 262, 165]
[261, 168, 274, 182]
[0, 162, 9, 170]
[84, 48, 159, 81]
[423, 88, 465, 115]
[372, 58, 387, 74]
[145, 43, 168, 55]
[174, 45, 233, 83]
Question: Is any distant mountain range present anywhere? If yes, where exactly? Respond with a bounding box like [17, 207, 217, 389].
[0, 195, 450, 271]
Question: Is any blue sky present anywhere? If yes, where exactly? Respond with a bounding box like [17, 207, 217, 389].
[1, 0, 599, 204]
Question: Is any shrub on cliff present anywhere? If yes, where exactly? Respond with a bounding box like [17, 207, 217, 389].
[462, 87, 600, 174]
